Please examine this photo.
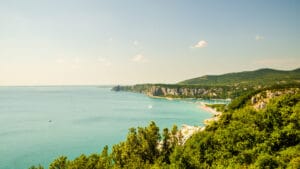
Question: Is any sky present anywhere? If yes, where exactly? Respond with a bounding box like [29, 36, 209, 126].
[0, 0, 299, 85]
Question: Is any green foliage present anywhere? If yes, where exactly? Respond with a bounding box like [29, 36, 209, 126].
[30, 90, 300, 169]
[205, 104, 226, 112]
[48, 156, 68, 169]
[29, 165, 44, 169]
[253, 153, 280, 169]
[180, 93, 300, 168]
[111, 121, 162, 168]
[227, 89, 261, 110]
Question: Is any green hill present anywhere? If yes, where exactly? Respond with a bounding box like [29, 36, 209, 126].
[178, 68, 300, 86]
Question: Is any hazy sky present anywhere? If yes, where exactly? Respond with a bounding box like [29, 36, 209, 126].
[0, 0, 299, 85]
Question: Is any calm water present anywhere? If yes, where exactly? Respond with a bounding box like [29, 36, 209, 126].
[0, 86, 214, 169]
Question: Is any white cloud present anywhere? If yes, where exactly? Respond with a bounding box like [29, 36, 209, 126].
[255, 35, 264, 41]
[193, 40, 208, 48]
[71, 64, 80, 69]
[133, 40, 139, 46]
[55, 58, 65, 64]
[132, 54, 146, 62]
[74, 57, 81, 63]
[97, 57, 107, 62]
[105, 61, 112, 67]
[97, 57, 112, 67]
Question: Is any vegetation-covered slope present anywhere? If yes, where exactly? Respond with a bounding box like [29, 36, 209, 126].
[177, 89, 300, 168]
[179, 68, 300, 86]
[30, 86, 300, 169]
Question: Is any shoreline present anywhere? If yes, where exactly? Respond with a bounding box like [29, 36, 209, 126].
[197, 102, 222, 115]
[147, 93, 231, 102]
[148, 94, 226, 126]
[144, 92, 227, 145]
[148, 93, 226, 128]
[177, 102, 225, 145]
[147, 94, 176, 100]
[197, 102, 223, 125]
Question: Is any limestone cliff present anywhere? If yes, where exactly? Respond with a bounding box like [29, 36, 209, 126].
[251, 88, 300, 110]
[112, 84, 235, 99]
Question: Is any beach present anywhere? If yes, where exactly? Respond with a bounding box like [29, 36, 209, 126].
[198, 102, 223, 125]
[176, 102, 225, 145]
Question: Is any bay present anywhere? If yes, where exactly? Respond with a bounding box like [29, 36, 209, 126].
[0, 86, 213, 169]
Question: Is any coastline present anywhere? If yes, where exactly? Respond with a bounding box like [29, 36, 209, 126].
[148, 94, 226, 125]
[197, 102, 223, 125]
[147, 93, 231, 102]
[177, 102, 225, 145]
[131, 92, 227, 145]
[197, 102, 221, 115]
[147, 94, 175, 100]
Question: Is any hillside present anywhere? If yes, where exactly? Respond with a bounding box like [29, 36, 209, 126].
[178, 68, 300, 86]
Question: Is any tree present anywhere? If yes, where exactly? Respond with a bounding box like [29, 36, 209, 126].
[28, 165, 44, 169]
[49, 156, 68, 169]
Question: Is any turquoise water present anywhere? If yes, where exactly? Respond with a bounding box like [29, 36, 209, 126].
[0, 86, 213, 169]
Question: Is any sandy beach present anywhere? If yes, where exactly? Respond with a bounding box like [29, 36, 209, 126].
[197, 102, 223, 125]
[198, 102, 221, 115]
[176, 102, 224, 145]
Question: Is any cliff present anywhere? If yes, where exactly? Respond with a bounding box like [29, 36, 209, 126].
[112, 84, 235, 99]
[251, 88, 300, 110]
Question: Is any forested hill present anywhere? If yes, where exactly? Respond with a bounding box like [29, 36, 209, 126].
[178, 68, 300, 86]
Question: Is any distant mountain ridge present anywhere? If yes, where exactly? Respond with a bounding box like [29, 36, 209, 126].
[178, 68, 300, 86]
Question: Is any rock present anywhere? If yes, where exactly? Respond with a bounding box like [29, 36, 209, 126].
[258, 101, 266, 109]
[180, 125, 202, 145]
[251, 97, 257, 104]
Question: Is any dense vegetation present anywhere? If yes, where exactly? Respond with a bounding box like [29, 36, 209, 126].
[179, 68, 300, 86]
[30, 87, 300, 169]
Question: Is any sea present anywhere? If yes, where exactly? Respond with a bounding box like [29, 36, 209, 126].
[0, 86, 226, 169]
